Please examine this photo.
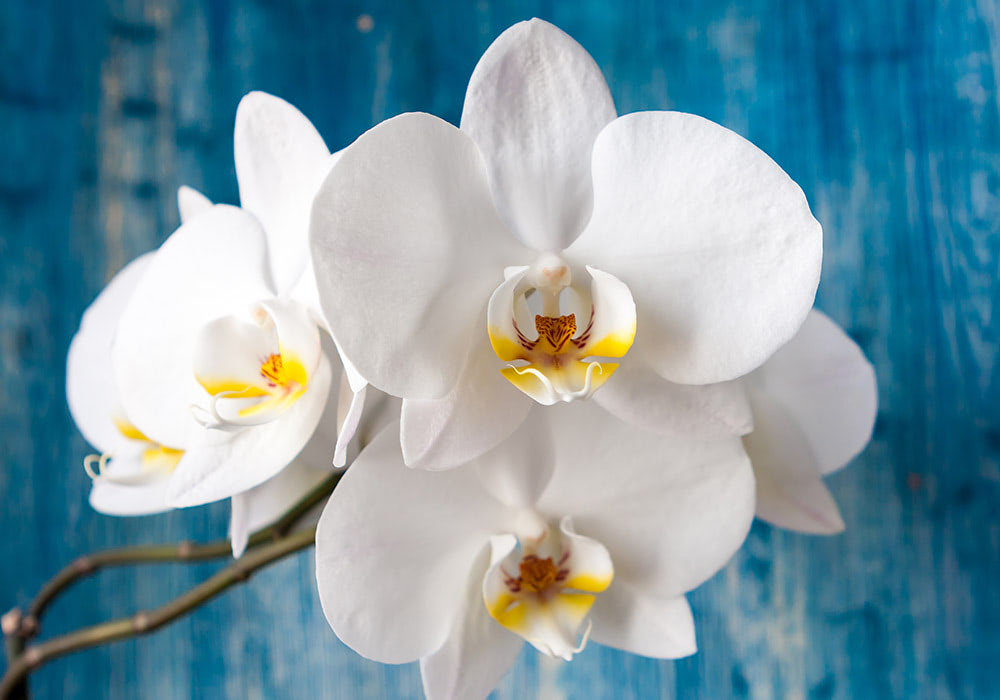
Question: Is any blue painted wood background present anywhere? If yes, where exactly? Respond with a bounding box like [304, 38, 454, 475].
[1, 0, 998, 697]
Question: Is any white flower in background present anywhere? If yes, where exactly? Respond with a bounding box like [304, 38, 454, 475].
[65, 192, 337, 555]
[743, 310, 878, 533]
[101, 92, 364, 553]
[315, 402, 755, 700]
[67, 252, 179, 514]
[310, 19, 822, 471]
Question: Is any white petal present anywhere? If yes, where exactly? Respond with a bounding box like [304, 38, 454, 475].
[289, 255, 370, 399]
[289, 254, 324, 321]
[744, 393, 845, 534]
[112, 205, 273, 448]
[230, 460, 333, 557]
[229, 493, 250, 558]
[748, 309, 877, 475]
[295, 368, 347, 471]
[589, 587, 696, 659]
[401, 328, 532, 471]
[559, 517, 614, 593]
[310, 112, 526, 400]
[234, 91, 332, 293]
[337, 344, 368, 394]
[472, 410, 554, 508]
[333, 382, 366, 468]
[419, 544, 523, 700]
[67, 253, 155, 453]
[575, 266, 636, 359]
[166, 356, 333, 507]
[354, 390, 403, 450]
[89, 458, 171, 516]
[461, 19, 616, 251]
[566, 111, 823, 384]
[255, 298, 323, 378]
[486, 267, 530, 363]
[540, 400, 755, 598]
[177, 185, 213, 224]
[315, 423, 509, 664]
[192, 315, 276, 398]
[593, 359, 753, 437]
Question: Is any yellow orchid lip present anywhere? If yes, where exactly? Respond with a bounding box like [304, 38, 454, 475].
[83, 416, 184, 485]
[199, 351, 309, 418]
[260, 353, 288, 386]
[483, 517, 614, 661]
[487, 263, 636, 405]
[191, 299, 320, 430]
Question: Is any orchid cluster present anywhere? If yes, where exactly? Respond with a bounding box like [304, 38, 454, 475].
[65, 19, 876, 699]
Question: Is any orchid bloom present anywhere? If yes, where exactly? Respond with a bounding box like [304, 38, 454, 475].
[105, 93, 364, 552]
[67, 252, 178, 515]
[311, 19, 822, 471]
[65, 214, 336, 555]
[742, 310, 877, 533]
[316, 402, 755, 700]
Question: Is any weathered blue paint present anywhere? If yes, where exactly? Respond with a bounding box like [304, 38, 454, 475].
[1, 0, 998, 697]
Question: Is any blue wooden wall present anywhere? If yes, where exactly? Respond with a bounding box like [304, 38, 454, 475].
[1, 0, 998, 697]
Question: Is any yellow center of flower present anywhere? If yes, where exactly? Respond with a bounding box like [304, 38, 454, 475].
[260, 353, 286, 385]
[482, 524, 614, 661]
[262, 351, 308, 390]
[113, 417, 185, 472]
[488, 263, 637, 405]
[141, 444, 185, 471]
[84, 417, 184, 483]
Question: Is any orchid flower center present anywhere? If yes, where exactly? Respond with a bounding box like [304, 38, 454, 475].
[534, 315, 576, 354]
[191, 300, 319, 431]
[483, 516, 613, 661]
[83, 415, 184, 485]
[488, 256, 636, 406]
[517, 554, 563, 592]
[260, 353, 287, 385]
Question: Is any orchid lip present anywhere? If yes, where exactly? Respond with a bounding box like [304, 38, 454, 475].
[191, 299, 320, 431]
[84, 417, 184, 485]
[488, 262, 636, 405]
[502, 361, 606, 405]
[483, 516, 613, 661]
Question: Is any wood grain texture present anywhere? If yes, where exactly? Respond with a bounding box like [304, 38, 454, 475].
[1, 0, 998, 697]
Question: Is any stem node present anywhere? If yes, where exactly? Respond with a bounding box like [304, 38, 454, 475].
[132, 612, 151, 633]
[1, 609, 21, 636]
[19, 616, 38, 638]
[71, 557, 94, 574]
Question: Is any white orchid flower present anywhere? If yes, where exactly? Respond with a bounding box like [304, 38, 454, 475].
[66, 204, 337, 555]
[67, 252, 176, 515]
[316, 402, 755, 700]
[310, 19, 821, 470]
[107, 93, 364, 538]
[742, 309, 877, 533]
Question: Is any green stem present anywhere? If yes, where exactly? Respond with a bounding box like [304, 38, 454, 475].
[0, 527, 316, 698]
[17, 470, 342, 637]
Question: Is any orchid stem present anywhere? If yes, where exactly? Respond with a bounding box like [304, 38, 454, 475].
[0, 469, 343, 697]
[14, 469, 342, 639]
[1, 615, 26, 700]
[0, 527, 316, 698]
